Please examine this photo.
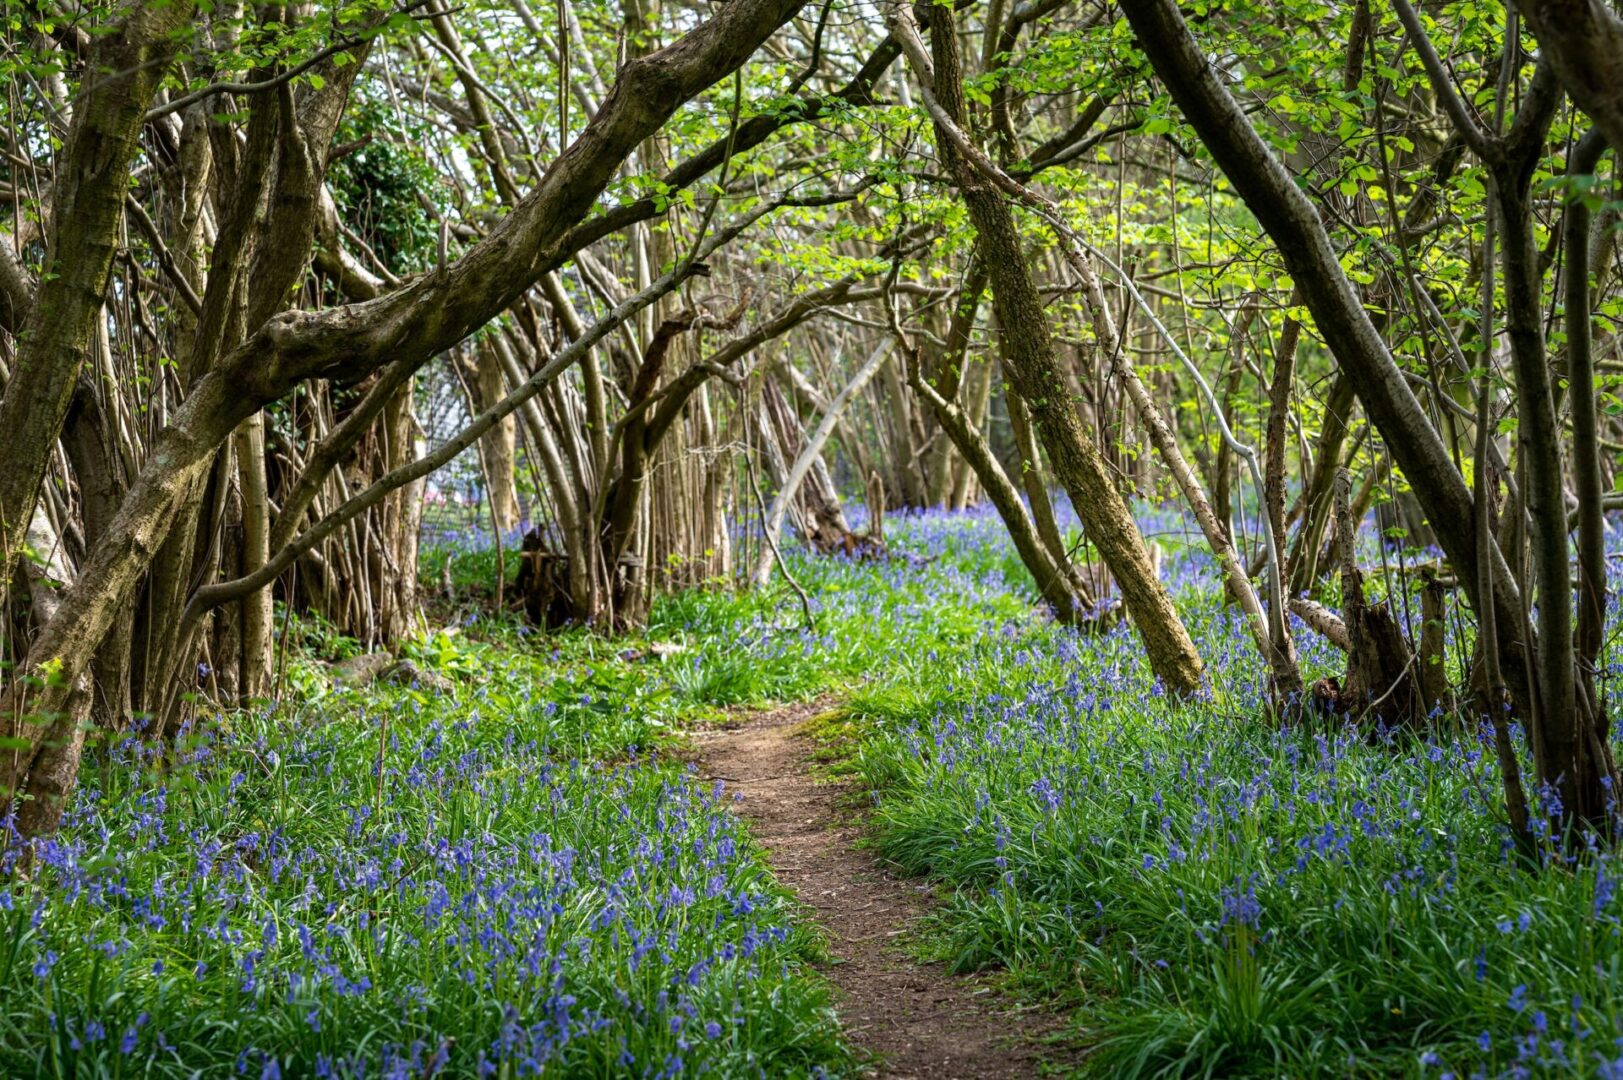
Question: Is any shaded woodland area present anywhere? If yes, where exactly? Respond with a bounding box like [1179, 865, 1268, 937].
[4, 0, 1623, 1074]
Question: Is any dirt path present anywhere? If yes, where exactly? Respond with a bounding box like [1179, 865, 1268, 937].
[691, 699, 1073, 1079]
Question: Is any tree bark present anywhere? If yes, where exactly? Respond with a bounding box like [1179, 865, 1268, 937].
[475, 348, 521, 532]
[1567, 130, 1609, 741]
[1519, 0, 1623, 155]
[234, 414, 274, 699]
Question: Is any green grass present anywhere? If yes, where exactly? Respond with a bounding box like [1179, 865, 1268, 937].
[2, 614, 852, 1077]
[14, 505, 1616, 1078]
[827, 519, 1623, 1077]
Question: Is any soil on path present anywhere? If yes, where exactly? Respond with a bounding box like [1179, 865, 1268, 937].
[691, 699, 1075, 1079]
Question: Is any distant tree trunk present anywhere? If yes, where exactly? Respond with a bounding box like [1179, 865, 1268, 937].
[924, 258, 988, 505]
[474, 347, 520, 532]
[1006, 387, 1083, 594]
[753, 340, 892, 586]
[1418, 568, 1452, 716]
[901, 327, 1092, 620]
[235, 414, 274, 699]
[877, 348, 930, 507]
[758, 377, 855, 550]
[61, 369, 134, 728]
[1261, 317, 1305, 707]
[1210, 309, 1254, 544]
[1287, 373, 1357, 594]
[376, 382, 424, 644]
[951, 347, 994, 510]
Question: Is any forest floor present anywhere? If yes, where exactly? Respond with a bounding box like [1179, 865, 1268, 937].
[691, 698, 1077, 1079]
[20, 508, 1620, 1077]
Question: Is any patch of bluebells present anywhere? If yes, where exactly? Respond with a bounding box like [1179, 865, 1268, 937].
[647, 503, 1040, 708]
[1, 697, 844, 1077]
[848, 505, 1623, 1076]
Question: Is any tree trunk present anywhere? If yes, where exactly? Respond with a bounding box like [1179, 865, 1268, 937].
[904, 332, 1092, 621]
[0, 2, 195, 582]
[377, 381, 424, 645]
[235, 414, 274, 699]
[902, 0, 1204, 695]
[1287, 373, 1357, 594]
[1567, 130, 1609, 744]
[475, 347, 520, 532]
[753, 340, 892, 586]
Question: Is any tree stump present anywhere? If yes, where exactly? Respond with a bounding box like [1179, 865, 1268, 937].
[1308, 470, 1425, 729]
[514, 529, 577, 629]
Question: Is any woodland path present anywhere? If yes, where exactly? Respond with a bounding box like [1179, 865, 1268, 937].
[690, 699, 1076, 1079]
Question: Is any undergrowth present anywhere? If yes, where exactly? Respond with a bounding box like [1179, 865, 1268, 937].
[11, 502, 1616, 1078]
[839, 510, 1623, 1078]
[0, 679, 848, 1077]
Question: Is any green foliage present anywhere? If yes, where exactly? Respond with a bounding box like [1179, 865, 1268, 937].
[329, 97, 443, 274]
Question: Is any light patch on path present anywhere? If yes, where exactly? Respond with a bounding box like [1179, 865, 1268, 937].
[691, 699, 1075, 1079]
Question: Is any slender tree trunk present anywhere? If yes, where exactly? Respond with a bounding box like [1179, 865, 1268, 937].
[925, 258, 988, 505]
[475, 347, 520, 532]
[235, 414, 274, 699]
[952, 345, 994, 510]
[1567, 130, 1609, 741]
[900, 0, 1204, 695]
[1211, 311, 1255, 543]
[1288, 373, 1357, 594]
[1006, 387, 1079, 585]
[1493, 120, 1603, 822]
[378, 381, 424, 644]
[904, 331, 1092, 620]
